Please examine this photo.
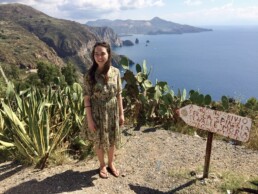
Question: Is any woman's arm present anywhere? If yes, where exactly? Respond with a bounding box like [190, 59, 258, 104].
[84, 95, 96, 132]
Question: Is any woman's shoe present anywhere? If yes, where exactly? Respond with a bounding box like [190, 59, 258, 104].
[99, 167, 108, 179]
[107, 166, 119, 177]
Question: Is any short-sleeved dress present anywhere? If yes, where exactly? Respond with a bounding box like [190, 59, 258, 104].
[83, 66, 122, 151]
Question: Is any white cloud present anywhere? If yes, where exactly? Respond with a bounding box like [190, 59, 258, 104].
[205, 4, 258, 22]
[0, 0, 164, 11]
[236, 6, 258, 19]
[168, 3, 258, 25]
[0, 0, 164, 22]
[56, 0, 165, 21]
[184, 0, 202, 6]
[1, 0, 257, 25]
[57, 0, 164, 11]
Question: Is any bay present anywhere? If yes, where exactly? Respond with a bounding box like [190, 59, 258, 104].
[113, 26, 258, 102]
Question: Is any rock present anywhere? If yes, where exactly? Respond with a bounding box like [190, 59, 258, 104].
[122, 40, 134, 46]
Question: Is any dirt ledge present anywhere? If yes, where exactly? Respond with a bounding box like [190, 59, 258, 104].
[1, 126, 258, 194]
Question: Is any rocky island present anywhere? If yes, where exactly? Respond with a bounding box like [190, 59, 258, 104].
[86, 17, 212, 36]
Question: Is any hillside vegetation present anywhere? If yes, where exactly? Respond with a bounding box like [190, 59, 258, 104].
[0, 3, 121, 73]
[0, 20, 64, 69]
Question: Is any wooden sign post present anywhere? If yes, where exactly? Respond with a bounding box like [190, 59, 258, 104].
[178, 104, 252, 178]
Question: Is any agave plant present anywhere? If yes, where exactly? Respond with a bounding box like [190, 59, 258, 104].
[0, 84, 73, 168]
[0, 110, 14, 151]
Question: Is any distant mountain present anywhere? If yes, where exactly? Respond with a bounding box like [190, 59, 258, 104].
[86, 17, 212, 35]
[0, 3, 122, 73]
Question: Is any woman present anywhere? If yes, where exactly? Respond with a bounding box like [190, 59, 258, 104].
[83, 42, 124, 178]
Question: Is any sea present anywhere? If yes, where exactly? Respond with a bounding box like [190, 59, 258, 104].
[113, 26, 258, 102]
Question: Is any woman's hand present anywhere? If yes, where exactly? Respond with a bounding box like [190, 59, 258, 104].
[119, 114, 124, 126]
[88, 120, 96, 132]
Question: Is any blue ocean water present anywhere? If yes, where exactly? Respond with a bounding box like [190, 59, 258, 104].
[113, 26, 258, 102]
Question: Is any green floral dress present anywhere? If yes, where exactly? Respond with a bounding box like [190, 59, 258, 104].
[83, 66, 122, 151]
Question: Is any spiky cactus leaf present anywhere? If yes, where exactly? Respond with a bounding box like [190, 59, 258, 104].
[0, 140, 14, 147]
[204, 95, 212, 105]
[136, 63, 141, 73]
[120, 56, 130, 70]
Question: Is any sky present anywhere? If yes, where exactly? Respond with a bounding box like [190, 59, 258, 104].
[1, 0, 258, 26]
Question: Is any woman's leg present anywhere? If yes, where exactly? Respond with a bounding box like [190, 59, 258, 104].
[95, 147, 108, 178]
[96, 147, 105, 167]
[107, 145, 115, 166]
[107, 145, 119, 177]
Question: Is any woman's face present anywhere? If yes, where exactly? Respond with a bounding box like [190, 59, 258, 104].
[94, 45, 109, 69]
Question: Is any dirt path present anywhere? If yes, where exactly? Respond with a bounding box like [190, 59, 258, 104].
[1, 126, 258, 194]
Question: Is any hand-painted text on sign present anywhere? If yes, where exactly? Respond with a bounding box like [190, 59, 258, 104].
[179, 105, 252, 142]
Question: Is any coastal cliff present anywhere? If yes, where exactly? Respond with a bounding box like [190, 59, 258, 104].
[0, 3, 122, 73]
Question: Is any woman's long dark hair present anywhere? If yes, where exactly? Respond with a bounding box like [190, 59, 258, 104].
[89, 41, 111, 85]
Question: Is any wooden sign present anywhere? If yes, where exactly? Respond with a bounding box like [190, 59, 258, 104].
[178, 104, 252, 178]
[179, 104, 252, 142]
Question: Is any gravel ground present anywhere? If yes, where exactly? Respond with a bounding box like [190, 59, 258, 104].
[1, 126, 258, 194]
